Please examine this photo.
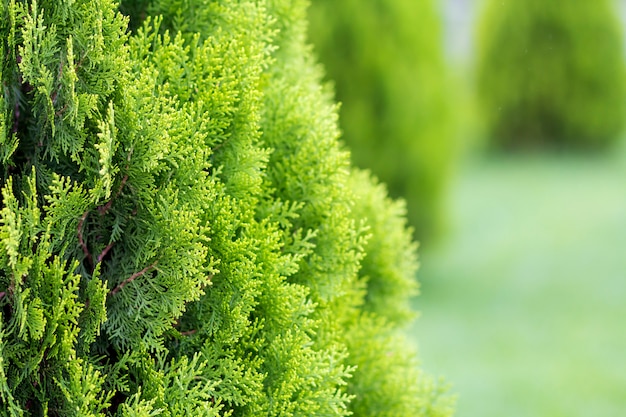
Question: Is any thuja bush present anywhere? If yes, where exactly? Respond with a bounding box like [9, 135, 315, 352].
[0, 0, 454, 415]
[476, 0, 626, 150]
[307, 0, 454, 241]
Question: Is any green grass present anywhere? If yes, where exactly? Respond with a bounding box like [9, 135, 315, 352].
[410, 147, 626, 416]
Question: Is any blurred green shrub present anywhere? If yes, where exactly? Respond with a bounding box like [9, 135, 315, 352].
[476, 0, 626, 150]
[308, 0, 455, 241]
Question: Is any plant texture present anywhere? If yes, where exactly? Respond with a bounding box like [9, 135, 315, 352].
[476, 0, 626, 150]
[307, 0, 455, 241]
[0, 0, 454, 415]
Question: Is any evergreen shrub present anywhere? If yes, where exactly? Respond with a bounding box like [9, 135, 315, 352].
[0, 0, 454, 415]
[307, 0, 454, 241]
[476, 0, 626, 150]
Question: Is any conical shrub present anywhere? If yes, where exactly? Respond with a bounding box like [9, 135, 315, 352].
[0, 0, 453, 415]
[307, 0, 455, 241]
[476, 0, 626, 150]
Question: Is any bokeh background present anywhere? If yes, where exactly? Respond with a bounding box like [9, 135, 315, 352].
[308, 0, 626, 416]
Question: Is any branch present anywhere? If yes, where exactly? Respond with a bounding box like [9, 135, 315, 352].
[97, 174, 128, 215]
[54, 103, 68, 117]
[78, 211, 94, 269]
[96, 242, 115, 264]
[12, 99, 20, 134]
[173, 319, 197, 337]
[109, 261, 158, 296]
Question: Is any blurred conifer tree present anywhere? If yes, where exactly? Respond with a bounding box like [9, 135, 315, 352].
[308, 0, 455, 241]
[476, 0, 626, 150]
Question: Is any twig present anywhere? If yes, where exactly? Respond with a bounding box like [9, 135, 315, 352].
[12, 100, 19, 134]
[109, 261, 158, 296]
[78, 211, 94, 269]
[96, 242, 115, 264]
[97, 175, 128, 215]
[54, 103, 68, 117]
[173, 319, 197, 336]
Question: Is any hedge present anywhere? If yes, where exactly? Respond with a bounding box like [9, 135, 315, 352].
[0, 0, 453, 415]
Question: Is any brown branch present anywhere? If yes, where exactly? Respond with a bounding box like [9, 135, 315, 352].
[96, 242, 115, 264]
[109, 261, 158, 296]
[97, 202, 112, 216]
[12, 100, 20, 134]
[76, 50, 89, 70]
[173, 319, 197, 336]
[78, 211, 94, 269]
[58, 60, 64, 82]
[97, 175, 128, 215]
[54, 103, 68, 117]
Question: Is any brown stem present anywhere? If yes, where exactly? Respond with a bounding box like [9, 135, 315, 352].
[58, 60, 64, 81]
[96, 242, 115, 264]
[109, 261, 158, 296]
[98, 174, 128, 215]
[76, 50, 88, 70]
[97, 202, 112, 216]
[12, 100, 19, 134]
[181, 329, 197, 336]
[54, 103, 68, 117]
[78, 211, 94, 269]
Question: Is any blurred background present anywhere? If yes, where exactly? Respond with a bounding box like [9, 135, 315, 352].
[308, 0, 626, 416]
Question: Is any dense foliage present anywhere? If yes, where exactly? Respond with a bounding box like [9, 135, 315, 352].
[0, 0, 453, 415]
[476, 0, 626, 150]
[307, 0, 454, 240]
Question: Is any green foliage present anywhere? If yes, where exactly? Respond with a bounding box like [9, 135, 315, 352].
[0, 0, 454, 415]
[476, 0, 626, 150]
[347, 169, 418, 326]
[307, 0, 455, 240]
